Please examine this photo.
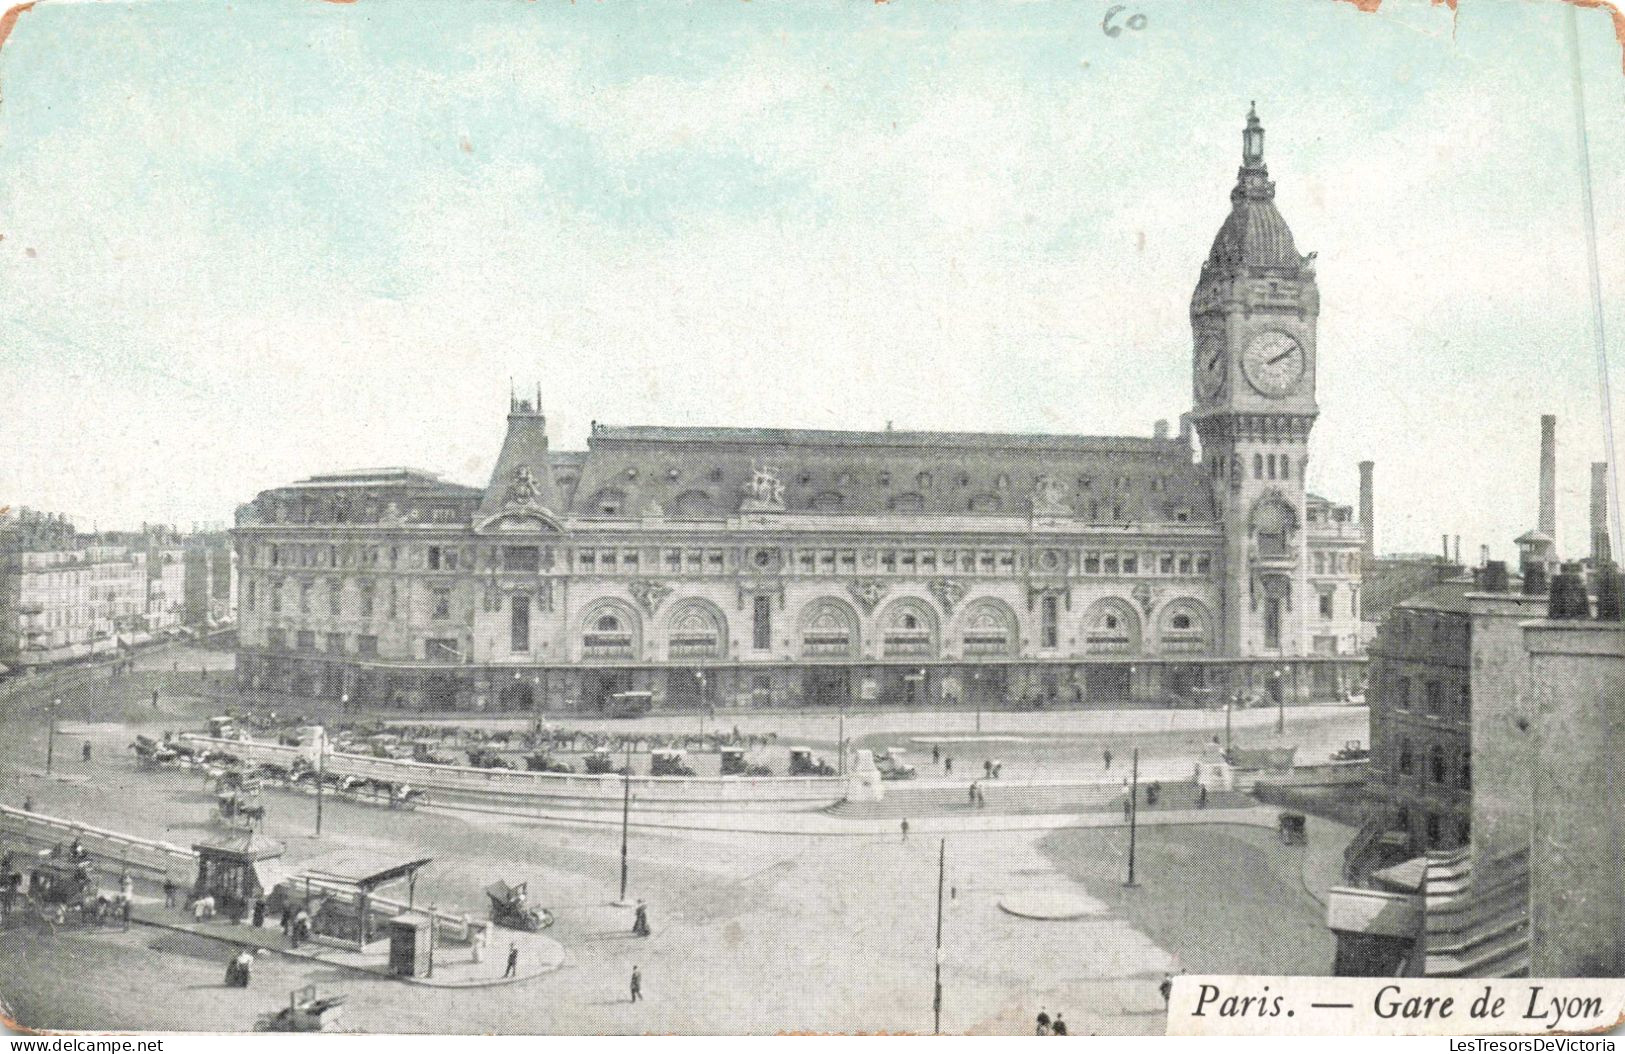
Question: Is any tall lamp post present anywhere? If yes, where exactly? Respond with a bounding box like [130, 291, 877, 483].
[45, 697, 60, 776]
[1273, 668, 1286, 735]
[616, 741, 633, 905]
[1124, 747, 1140, 888]
[933, 837, 946, 1035]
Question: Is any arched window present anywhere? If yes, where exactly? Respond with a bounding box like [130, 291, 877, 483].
[881, 600, 937, 658]
[1254, 453, 1264, 479]
[1171, 613, 1192, 630]
[582, 605, 637, 658]
[1429, 744, 1447, 784]
[960, 601, 1016, 657]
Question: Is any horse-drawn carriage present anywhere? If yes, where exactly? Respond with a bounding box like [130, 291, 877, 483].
[215, 791, 267, 830]
[583, 747, 627, 776]
[650, 749, 696, 777]
[788, 748, 836, 777]
[129, 734, 179, 767]
[466, 748, 515, 770]
[524, 752, 574, 773]
[484, 879, 555, 932]
[719, 747, 772, 777]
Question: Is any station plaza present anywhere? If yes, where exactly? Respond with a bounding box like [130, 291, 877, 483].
[0, 646, 1366, 1035]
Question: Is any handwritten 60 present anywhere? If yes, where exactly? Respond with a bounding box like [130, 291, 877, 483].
[1102, 5, 1148, 36]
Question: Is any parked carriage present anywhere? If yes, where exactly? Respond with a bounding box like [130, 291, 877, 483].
[650, 749, 696, 777]
[466, 748, 514, 770]
[484, 879, 555, 932]
[788, 748, 835, 777]
[583, 747, 626, 776]
[524, 752, 574, 774]
[719, 747, 772, 777]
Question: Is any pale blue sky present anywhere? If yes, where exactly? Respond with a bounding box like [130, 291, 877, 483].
[1, 0, 1622, 561]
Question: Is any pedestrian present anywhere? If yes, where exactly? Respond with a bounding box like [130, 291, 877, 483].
[252, 898, 266, 928]
[1103, 748, 1113, 771]
[279, 904, 292, 935]
[944, 756, 952, 775]
[163, 878, 176, 908]
[1123, 795, 1132, 821]
[1052, 1012, 1068, 1035]
[21, 796, 32, 812]
[984, 759, 993, 778]
[900, 818, 909, 843]
[968, 782, 978, 808]
[193, 897, 208, 924]
[1197, 784, 1208, 808]
[629, 965, 642, 1002]
[504, 942, 519, 978]
[82, 741, 92, 763]
[120, 895, 132, 930]
[151, 689, 159, 709]
[1036, 1008, 1051, 1035]
[632, 900, 650, 937]
[932, 745, 940, 764]
[472, 920, 487, 964]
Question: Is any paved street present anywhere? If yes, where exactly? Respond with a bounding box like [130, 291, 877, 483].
[0, 654, 1359, 1034]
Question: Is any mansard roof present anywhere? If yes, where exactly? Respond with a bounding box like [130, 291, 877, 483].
[557, 423, 1217, 522]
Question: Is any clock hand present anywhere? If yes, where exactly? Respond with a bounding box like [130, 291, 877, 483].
[1267, 348, 1296, 366]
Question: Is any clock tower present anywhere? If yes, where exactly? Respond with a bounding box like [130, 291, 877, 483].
[1190, 104, 1319, 661]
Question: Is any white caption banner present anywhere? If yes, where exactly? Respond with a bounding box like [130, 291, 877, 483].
[1167, 976, 1625, 1037]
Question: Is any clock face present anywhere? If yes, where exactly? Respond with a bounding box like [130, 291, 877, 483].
[1195, 328, 1226, 398]
[1242, 331, 1305, 397]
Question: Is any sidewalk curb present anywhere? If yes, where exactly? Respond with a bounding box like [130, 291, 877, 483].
[130, 914, 563, 988]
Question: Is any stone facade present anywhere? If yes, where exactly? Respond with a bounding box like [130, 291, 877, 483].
[230, 110, 1369, 713]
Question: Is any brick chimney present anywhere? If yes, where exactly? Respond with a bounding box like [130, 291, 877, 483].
[1539, 414, 1557, 539]
[1358, 461, 1375, 562]
[1592, 461, 1611, 566]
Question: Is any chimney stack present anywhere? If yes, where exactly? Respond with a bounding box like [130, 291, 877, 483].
[1592, 461, 1612, 566]
[1547, 561, 1591, 620]
[1538, 414, 1557, 539]
[1483, 560, 1509, 593]
[1442, 534, 1451, 561]
[1358, 461, 1375, 562]
[1480, 544, 1491, 568]
[1453, 535, 1461, 565]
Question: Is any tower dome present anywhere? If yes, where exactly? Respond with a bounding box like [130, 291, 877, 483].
[1203, 103, 1306, 273]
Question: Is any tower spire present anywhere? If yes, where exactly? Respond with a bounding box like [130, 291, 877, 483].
[1242, 101, 1265, 168]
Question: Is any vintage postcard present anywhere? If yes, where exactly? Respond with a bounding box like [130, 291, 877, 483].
[1, 0, 1623, 1042]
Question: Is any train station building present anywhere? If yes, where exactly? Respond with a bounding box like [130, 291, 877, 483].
[231, 109, 1370, 713]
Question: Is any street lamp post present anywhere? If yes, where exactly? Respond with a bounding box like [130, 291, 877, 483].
[1225, 692, 1234, 757]
[1274, 668, 1285, 735]
[1124, 747, 1140, 888]
[45, 697, 59, 776]
[617, 741, 633, 905]
[933, 837, 946, 1035]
